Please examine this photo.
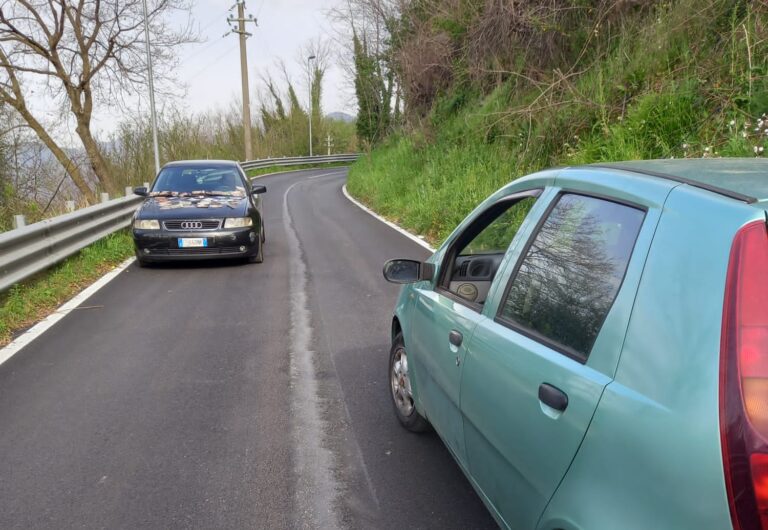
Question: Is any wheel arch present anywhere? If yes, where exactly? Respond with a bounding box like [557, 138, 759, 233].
[391, 316, 403, 343]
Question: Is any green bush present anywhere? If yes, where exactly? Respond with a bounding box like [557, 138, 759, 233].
[348, 0, 768, 246]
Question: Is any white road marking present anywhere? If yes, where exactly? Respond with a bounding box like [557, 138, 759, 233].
[341, 184, 436, 252]
[283, 173, 343, 530]
[0, 257, 136, 368]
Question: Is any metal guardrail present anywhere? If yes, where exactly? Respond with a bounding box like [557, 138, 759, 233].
[0, 154, 360, 293]
[0, 195, 143, 294]
[240, 153, 359, 171]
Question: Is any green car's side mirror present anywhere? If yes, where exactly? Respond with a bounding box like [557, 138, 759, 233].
[383, 259, 435, 284]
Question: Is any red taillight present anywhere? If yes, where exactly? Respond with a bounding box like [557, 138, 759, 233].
[722, 220, 768, 530]
[752, 454, 768, 528]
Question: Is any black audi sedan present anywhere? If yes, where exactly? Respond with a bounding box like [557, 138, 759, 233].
[132, 160, 266, 266]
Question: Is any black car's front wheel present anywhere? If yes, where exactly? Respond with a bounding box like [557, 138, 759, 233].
[248, 225, 265, 264]
[390, 333, 431, 432]
[135, 251, 150, 268]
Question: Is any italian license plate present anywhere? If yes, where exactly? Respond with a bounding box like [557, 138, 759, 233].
[178, 238, 208, 248]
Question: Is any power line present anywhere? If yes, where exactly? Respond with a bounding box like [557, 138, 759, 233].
[198, 6, 231, 34]
[177, 35, 227, 67]
[186, 41, 239, 82]
[176, 6, 234, 67]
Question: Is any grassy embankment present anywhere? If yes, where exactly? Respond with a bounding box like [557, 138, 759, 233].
[347, 0, 768, 245]
[0, 230, 133, 347]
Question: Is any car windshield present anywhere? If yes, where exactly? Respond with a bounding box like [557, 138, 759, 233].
[152, 166, 245, 196]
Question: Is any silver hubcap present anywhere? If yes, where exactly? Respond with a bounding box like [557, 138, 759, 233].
[391, 347, 414, 416]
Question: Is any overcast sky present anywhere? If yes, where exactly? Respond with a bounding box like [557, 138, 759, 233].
[174, 0, 353, 114]
[76, 0, 354, 139]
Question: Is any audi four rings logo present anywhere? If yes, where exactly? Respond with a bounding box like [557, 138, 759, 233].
[181, 221, 203, 230]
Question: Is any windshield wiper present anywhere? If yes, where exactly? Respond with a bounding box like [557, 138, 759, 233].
[190, 190, 240, 197]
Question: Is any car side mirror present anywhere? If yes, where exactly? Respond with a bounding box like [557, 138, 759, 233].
[383, 259, 435, 284]
[251, 184, 267, 195]
[134, 186, 148, 197]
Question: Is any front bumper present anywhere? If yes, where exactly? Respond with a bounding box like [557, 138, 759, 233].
[133, 227, 259, 261]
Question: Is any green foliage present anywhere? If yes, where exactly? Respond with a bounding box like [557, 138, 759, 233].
[348, 0, 768, 246]
[353, 33, 391, 146]
[571, 84, 707, 164]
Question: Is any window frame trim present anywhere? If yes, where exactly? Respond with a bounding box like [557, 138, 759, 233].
[493, 189, 648, 364]
[434, 188, 544, 313]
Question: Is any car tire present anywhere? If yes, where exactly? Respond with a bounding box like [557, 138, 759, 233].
[389, 333, 431, 433]
[135, 254, 150, 268]
[248, 240, 264, 264]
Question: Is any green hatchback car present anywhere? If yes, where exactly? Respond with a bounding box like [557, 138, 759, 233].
[383, 159, 768, 530]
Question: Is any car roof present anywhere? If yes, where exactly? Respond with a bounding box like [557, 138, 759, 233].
[581, 158, 768, 204]
[162, 160, 240, 169]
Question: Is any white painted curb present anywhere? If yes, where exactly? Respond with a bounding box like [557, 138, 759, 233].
[0, 257, 135, 367]
[341, 184, 436, 252]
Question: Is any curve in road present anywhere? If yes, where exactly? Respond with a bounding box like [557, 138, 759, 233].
[0, 168, 496, 529]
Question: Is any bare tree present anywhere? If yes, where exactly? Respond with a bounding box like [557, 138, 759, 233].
[0, 0, 195, 198]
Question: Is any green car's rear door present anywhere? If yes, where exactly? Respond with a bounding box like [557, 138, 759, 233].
[460, 174, 672, 528]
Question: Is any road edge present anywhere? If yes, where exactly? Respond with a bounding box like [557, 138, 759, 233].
[0, 257, 135, 368]
[341, 185, 436, 252]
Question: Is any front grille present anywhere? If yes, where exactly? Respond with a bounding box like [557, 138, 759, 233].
[163, 219, 221, 231]
[154, 247, 244, 256]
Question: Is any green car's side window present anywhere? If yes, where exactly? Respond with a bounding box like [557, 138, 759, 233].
[438, 192, 541, 308]
[497, 192, 645, 361]
[461, 197, 537, 256]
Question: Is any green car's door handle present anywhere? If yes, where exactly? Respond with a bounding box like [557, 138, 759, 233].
[449, 330, 463, 347]
[539, 383, 569, 412]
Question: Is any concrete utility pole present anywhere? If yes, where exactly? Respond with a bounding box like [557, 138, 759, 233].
[141, 0, 160, 174]
[326, 133, 333, 155]
[307, 55, 316, 157]
[227, 2, 257, 161]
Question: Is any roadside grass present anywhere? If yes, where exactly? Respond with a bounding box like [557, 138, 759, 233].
[0, 230, 134, 347]
[246, 161, 351, 178]
[347, 0, 768, 247]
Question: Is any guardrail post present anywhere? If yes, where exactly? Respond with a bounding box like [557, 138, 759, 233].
[65, 201, 76, 213]
[143, 182, 150, 189]
[100, 192, 109, 203]
[125, 186, 133, 197]
[12, 215, 26, 229]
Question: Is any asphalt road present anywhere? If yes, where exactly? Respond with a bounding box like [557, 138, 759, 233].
[0, 168, 497, 529]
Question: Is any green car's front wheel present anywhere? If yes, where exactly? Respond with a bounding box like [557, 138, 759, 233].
[390, 333, 431, 433]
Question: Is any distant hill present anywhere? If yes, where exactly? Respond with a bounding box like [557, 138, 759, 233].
[326, 112, 355, 123]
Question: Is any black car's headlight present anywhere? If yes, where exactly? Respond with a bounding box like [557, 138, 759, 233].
[224, 217, 253, 228]
[134, 219, 160, 230]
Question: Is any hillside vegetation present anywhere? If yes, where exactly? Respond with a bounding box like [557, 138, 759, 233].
[347, 0, 768, 244]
